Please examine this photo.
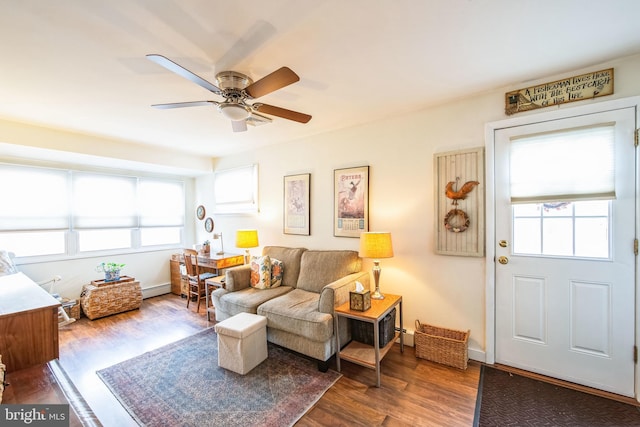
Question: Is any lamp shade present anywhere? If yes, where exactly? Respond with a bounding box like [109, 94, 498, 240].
[359, 232, 394, 259]
[236, 229, 259, 248]
[219, 104, 250, 121]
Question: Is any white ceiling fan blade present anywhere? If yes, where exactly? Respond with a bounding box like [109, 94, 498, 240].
[146, 54, 222, 94]
[151, 101, 218, 109]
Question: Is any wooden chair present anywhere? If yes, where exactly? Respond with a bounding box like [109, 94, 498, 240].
[183, 249, 214, 313]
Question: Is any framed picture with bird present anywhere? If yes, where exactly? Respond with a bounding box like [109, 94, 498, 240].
[434, 147, 485, 256]
[334, 166, 369, 238]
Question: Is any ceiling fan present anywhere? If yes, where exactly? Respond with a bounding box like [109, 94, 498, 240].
[146, 54, 311, 132]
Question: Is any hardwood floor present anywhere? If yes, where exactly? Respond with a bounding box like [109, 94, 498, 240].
[3, 294, 481, 426]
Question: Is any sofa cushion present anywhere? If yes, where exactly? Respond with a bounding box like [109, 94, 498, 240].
[257, 289, 334, 342]
[262, 246, 306, 288]
[270, 258, 283, 287]
[296, 250, 362, 293]
[250, 255, 272, 289]
[212, 286, 293, 316]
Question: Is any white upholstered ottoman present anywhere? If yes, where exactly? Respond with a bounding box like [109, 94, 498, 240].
[214, 312, 268, 375]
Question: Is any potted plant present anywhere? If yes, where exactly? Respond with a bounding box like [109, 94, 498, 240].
[96, 262, 126, 282]
[202, 240, 211, 255]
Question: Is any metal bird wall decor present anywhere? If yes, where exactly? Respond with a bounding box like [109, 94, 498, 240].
[445, 179, 480, 204]
[443, 178, 480, 233]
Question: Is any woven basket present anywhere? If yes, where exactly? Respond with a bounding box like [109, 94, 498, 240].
[414, 320, 469, 370]
[80, 280, 142, 320]
[61, 298, 81, 320]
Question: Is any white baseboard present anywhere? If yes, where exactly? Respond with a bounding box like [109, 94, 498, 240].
[142, 283, 171, 299]
[468, 347, 486, 363]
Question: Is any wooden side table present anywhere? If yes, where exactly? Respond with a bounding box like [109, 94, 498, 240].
[334, 293, 403, 387]
[205, 275, 226, 321]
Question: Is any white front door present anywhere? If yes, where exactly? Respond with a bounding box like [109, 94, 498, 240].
[494, 107, 636, 397]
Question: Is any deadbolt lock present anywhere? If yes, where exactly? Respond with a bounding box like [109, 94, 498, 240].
[499, 240, 508, 248]
[498, 256, 509, 265]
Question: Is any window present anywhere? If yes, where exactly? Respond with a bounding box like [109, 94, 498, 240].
[0, 165, 69, 230]
[214, 164, 258, 213]
[138, 178, 185, 247]
[513, 200, 610, 259]
[0, 164, 185, 258]
[73, 173, 137, 229]
[0, 231, 67, 256]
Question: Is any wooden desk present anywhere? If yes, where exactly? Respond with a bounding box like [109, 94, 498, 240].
[334, 293, 403, 387]
[169, 252, 243, 296]
[0, 272, 61, 372]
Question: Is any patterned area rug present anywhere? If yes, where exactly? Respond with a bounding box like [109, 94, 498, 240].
[97, 327, 341, 427]
[474, 365, 640, 426]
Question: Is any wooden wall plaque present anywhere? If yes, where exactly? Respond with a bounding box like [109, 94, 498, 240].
[505, 68, 613, 115]
[434, 147, 485, 257]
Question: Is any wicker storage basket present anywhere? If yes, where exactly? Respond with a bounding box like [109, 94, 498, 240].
[61, 298, 81, 320]
[414, 320, 469, 369]
[80, 280, 142, 320]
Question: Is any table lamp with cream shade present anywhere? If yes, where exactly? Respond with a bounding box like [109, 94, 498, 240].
[359, 232, 394, 300]
[236, 229, 259, 264]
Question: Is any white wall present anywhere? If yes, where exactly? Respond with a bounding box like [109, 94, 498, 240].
[17, 249, 178, 300]
[201, 53, 640, 360]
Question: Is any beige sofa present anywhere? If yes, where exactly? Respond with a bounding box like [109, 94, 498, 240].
[211, 246, 370, 370]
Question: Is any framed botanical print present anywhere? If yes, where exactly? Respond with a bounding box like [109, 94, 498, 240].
[334, 166, 369, 237]
[284, 173, 310, 235]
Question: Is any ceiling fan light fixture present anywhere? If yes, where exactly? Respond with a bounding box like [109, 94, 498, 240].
[219, 104, 250, 121]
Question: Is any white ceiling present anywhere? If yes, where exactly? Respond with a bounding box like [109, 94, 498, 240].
[2, 0, 640, 158]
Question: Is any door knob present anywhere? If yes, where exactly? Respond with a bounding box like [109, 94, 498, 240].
[498, 256, 509, 265]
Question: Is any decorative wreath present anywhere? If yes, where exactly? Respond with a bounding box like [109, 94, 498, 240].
[444, 208, 470, 233]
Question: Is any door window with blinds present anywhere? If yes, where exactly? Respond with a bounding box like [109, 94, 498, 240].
[510, 124, 614, 259]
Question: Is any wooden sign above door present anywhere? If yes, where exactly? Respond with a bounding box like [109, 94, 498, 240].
[505, 68, 613, 115]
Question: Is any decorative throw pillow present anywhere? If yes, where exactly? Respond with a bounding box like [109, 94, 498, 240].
[270, 258, 284, 288]
[250, 255, 272, 289]
[0, 250, 18, 276]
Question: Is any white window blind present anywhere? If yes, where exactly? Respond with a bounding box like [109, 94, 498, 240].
[510, 123, 615, 203]
[139, 178, 184, 227]
[0, 164, 69, 230]
[72, 173, 137, 228]
[214, 164, 258, 213]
